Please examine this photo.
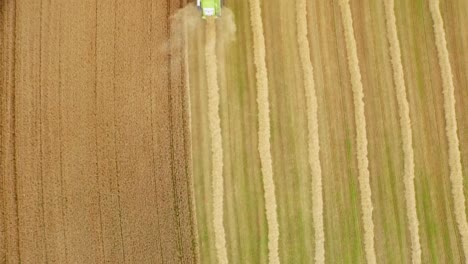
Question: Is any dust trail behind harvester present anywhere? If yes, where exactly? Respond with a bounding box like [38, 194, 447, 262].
[383, 1, 421, 263]
[428, 0, 468, 261]
[205, 18, 229, 264]
[169, 4, 204, 69]
[295, 0, 324, 263]
[248, 0, 280, 263]
[338, 0, 376, 263]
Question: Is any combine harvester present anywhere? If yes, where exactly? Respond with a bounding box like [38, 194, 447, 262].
[197, 0, 223, 18]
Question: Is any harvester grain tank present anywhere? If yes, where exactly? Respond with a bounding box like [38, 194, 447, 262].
[197, 0, 222, 18]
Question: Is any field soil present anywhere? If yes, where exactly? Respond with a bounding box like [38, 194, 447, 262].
[0, 0, 197, 263]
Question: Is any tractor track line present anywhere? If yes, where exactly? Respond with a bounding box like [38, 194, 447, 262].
[295, 0, 324, 263]
[248, 0, 280, 262]
[383, 1, 421, 263]
[428, 0, 468, 261]
[337, 0, 376, 263]
[205, 18, 228, 264]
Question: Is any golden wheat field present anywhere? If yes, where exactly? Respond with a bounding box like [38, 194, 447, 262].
[1, 0, 467, 263]
[1, 0, 196, 263]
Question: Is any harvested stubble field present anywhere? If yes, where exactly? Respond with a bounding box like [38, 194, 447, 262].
[186, 0, 468, 263]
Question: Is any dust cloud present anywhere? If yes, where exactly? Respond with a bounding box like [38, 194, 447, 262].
[164, 4, 236, 62]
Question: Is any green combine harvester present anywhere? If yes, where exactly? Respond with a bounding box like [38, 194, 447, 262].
[197, 0, 222, 18]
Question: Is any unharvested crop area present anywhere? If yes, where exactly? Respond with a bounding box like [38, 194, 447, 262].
[1, 0, 196, 263]
[187, 0, 468, 263]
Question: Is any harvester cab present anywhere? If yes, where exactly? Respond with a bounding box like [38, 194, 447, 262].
[197, 0, 222, 18]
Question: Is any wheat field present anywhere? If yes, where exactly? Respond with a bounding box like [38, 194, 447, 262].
[1, 0, 467, 263]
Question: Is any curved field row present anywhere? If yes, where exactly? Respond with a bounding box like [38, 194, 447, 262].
[247, 0, 280, 262]
[382, 0, 421, 263]
[337, 0, 376, 263]
[428, 0, 468, 261]
[295, 0, 324, 263]
[204, 19, 228, 264]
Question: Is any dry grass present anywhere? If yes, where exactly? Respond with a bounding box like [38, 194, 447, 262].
[383, 0, 421, 262]
[204, 18, 228, 264]
[295, 0, 324, 262]
[337, 0, 376, 262]
[428, 0, 468, 261]
[188, 0, 468, 262]
[248, 0, 280, 262]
